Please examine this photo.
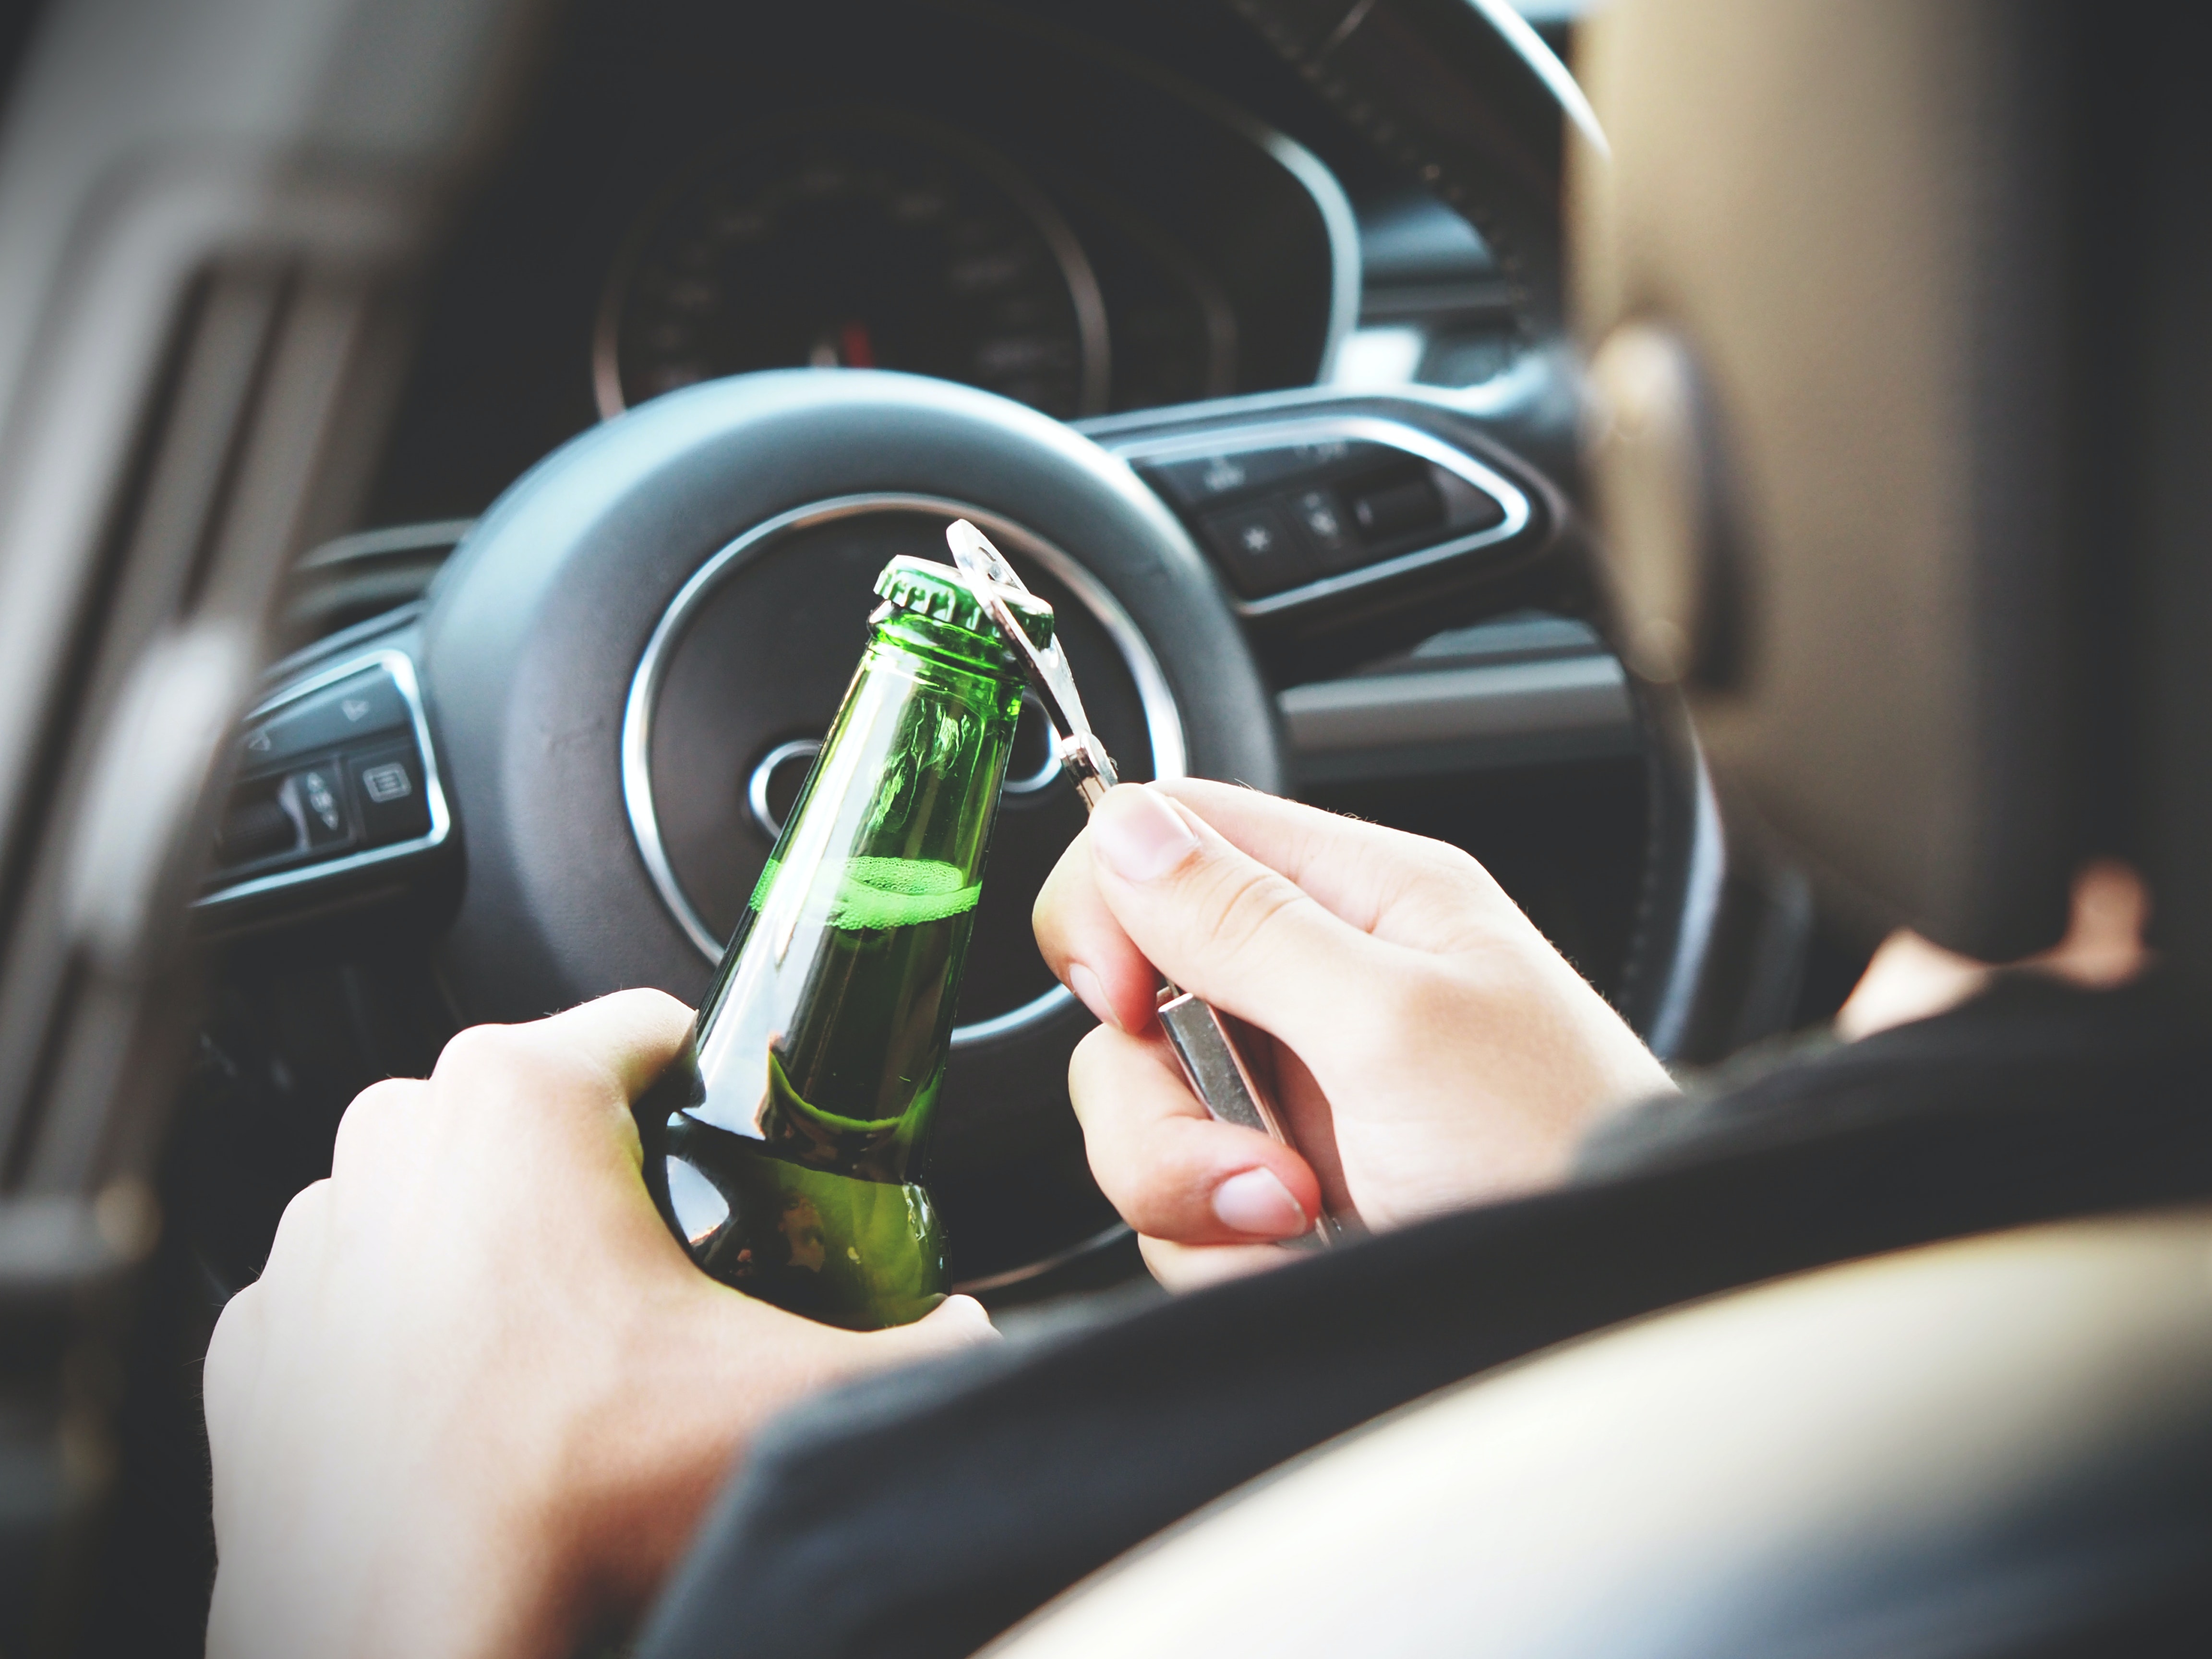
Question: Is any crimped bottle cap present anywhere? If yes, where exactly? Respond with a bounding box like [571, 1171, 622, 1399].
[874, 553, 1054, 651]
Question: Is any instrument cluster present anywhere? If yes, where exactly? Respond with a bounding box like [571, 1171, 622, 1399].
[362, 0, 1352, 533]
[580, 12, 1356, 426]
[596, 110, 1238, 421]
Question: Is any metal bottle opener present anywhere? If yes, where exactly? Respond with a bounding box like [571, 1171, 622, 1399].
[946, 519, 1333, 1248]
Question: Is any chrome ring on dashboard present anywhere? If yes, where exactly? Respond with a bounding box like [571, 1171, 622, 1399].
[622, 492, 1187, 1048]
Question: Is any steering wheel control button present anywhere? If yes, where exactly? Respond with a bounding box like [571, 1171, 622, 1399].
[290, 763, 352, 848]
[215, 790, 301, 867]
[1201, 501, 1314, 596]
[1435, 466, 1509, 535]
[1347, 468, 1446, 545]
[241, 667, 409, 771]
[1145, 447, 1298, 508]
[1286, 487, 1356, 566]
[348, 744, 433, 845]
[199, 648, 452, 915]
[1140, 438, 1398, 512]
[361, 762, 412, 804]
[1113, 414, 1538, 618]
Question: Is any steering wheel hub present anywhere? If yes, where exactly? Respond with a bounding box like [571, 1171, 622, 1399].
[620, 492, 1187, 1044]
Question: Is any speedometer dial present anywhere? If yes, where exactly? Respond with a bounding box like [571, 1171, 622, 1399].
[596, 115, 1109, 420]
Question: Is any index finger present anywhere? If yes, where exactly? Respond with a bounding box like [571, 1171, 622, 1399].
[1151, 780, 1516, 950]
[1033, 782, 1514, 1031]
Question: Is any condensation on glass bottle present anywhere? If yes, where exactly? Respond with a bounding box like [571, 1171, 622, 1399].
[635, 553, 1049, 1329]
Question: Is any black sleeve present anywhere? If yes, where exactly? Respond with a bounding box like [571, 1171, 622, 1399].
[635, 979, 2212, 1659]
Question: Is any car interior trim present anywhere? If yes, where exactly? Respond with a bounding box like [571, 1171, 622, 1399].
[621, 491, 1187, 1049]
[1638, 733, 1727, 1061]
[937, 0, 1364, 388]
[193, 647, 454, 911]
[951, 1218, 1133, 1297]
[1249, 127, 1363, 384]
[1076, 362, 1554, 440]
[951, 984, 1082, 1048]
[1279, 652, 1634, 775]
[1463, 0, 1607, 156]
[292, 518, 479, 575]
[259, 601, 429, 689]
[1106, 413, 1533, 618]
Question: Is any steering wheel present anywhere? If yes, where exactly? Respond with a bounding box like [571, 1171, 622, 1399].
[421, 368, 1287, 1280]
[211, 355, 1702, 1287]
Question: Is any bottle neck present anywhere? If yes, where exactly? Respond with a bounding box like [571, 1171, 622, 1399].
[869, 604, 1024, 685]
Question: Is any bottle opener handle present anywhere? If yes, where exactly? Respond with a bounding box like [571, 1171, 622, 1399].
[1155, 987, 1334, 1248]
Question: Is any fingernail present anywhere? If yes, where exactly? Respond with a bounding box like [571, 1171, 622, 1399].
[1212, 1167, 1308, 1238]
[1091, 787, 1198, 884]
[1067, 963, 1120, 1031]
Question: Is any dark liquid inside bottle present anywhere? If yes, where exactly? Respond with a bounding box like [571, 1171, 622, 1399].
[639, 869, 982, 1328]
[753, 857, 973, 1178]
[635, 558, 1040, 1330]
[660, 1115, 948, 1330]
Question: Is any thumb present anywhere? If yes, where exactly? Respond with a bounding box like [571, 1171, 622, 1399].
[903, 1293, 999, 1348]
[847, 1294, 1000, 1365]
[1086, 783, 1383, 1040]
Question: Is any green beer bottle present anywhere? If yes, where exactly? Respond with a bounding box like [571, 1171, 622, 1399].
[636, 553, 1048, 1329]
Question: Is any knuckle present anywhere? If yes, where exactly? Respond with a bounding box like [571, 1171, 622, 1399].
[607, 986, 689, 1022]
[1119, 1176, 1204, 1240]
[204, 1280, 258, 1363]
[1188, 864, 1309, 964]
[202, 1284, 263, 1432]
[586, 988, 694, 1058]
[261, 1178, 332, 1275]
[433, 1021, 583, 1112]
[278, 1175, 331, 1228]
[350, 1075, 418, 1113]
[330, 1077, 419, 1167]
[1411, 846, 1525, 941]
[433, 1021, 525, 1081]
[1065, 1025, 1136, 1130]
[1410, 835, 1490, 893]
[1116, 1142, 1223, 1240]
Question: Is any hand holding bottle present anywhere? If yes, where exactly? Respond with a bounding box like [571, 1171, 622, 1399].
[1033, 781, 1676, 1289]
[203, 990, 993, 1659]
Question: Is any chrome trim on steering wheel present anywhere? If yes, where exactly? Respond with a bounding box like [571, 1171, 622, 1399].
[622, 493, 1186, 1048]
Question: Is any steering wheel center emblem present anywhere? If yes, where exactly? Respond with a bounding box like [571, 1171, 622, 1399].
[745, 691, 1073, 843]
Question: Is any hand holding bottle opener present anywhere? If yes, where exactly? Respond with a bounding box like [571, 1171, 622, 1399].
[946, 520, 1334, 1248]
